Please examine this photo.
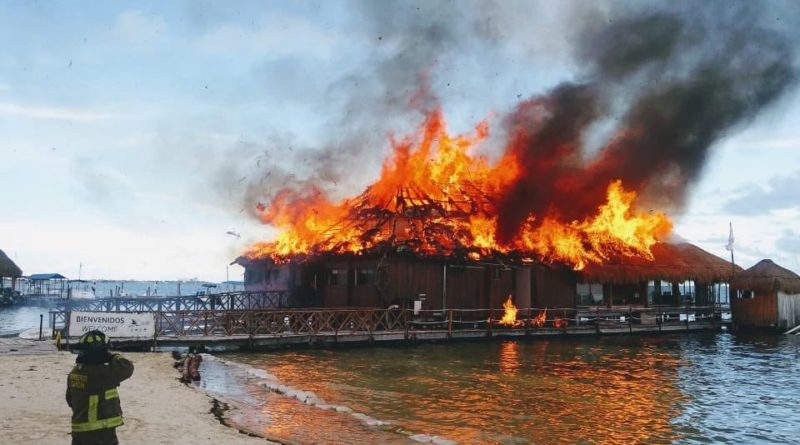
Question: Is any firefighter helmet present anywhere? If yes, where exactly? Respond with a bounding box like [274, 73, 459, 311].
[76, 330, 109, 351]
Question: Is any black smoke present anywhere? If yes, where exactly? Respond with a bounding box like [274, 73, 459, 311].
[494, 2, 797, 242]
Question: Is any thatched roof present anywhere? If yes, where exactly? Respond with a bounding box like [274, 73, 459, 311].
[579, 242, 741, 284]
[0, 249, 22, 278]
[731, 259, 800, 294]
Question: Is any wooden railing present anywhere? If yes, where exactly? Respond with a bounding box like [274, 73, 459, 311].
[51, 304, 728, 339]
[60, 291, 290, 312]
[154, 308, 409, 337]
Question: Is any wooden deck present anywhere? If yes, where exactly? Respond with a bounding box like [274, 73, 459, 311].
[51, 304, 727, 351]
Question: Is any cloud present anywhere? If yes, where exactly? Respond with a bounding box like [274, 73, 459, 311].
[776, 230, 800, 252]
[725, 136, 800, 151]
[114, 10, 168, 44]
[70, 157, 135, 207]
[195, 13, 344, 59]
[723, 170, 800, 215]
[0, 102, 115, 122]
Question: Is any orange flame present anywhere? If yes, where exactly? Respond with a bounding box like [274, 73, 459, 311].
[498, 295, 522, 327]
[247, 109, 672, 268]
[530, 309, 547, 328]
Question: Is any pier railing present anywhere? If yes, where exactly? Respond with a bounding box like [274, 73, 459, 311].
[51, 303, 727, 340]
[60, 291, 290, 312]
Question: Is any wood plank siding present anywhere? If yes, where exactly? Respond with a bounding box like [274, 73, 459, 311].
[731, 293, 777, 328]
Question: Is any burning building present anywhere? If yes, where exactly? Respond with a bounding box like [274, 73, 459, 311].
[233, 5, 795, 320]
[235, 111, 737, 315]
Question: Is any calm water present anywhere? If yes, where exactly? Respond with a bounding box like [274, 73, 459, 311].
[204, 333, 800, 445]
[0, 303, 56, 335]
[0, 280, 236, 334]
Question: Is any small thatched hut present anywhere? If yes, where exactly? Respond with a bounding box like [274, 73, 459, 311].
[731, 259, 800, 330]
[0, 249, 22, 292]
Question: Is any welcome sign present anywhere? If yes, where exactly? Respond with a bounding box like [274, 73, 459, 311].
[68, 311, 155, 339]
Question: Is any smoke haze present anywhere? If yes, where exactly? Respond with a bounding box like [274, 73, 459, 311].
[233, 1, 797, 243]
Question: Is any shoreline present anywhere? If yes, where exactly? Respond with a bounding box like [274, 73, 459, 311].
[0, 338, 277, 444]
[209, 398, 293, 445]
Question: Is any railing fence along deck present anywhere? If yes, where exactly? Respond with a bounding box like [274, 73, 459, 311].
[50, 299, 728, 341]
[61, 291, 290, 312]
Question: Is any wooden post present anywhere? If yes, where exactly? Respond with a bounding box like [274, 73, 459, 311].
[628, 306, 632, 333]
[403, 308, 409, 341]
[447, 309, 453, 338]
[152, 318, 158, 352]
[525, 307, 531, 336]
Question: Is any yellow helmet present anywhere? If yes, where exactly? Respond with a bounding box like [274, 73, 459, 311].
[76, 330, 108, 351]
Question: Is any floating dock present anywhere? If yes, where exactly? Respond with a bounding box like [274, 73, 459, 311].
[50, 293, 728, 351]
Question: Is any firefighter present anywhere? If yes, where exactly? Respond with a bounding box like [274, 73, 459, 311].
[66, 330, 134, 445]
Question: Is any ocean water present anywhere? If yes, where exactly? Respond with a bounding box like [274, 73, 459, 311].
[0, 280, 240, 335]
[203, 333, 800, 445]
[0, 302, 55, 335]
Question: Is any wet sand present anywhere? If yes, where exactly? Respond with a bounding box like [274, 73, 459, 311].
[0, 339, 276, 444]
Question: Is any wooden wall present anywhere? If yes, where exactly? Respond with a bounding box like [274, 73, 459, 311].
[444, 266, 485, 309]
[731, 292, 777, 328]
[777, 292, 800, 330]
[320, 260, 350, 307]
[385, 260, 444, 310]
[244, 263, 294, 293]
[487, 267, 515, 309]
[532, 265, 576, 309]
[298, 257, 518, 310]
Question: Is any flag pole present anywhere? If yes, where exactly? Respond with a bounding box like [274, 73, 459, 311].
[727, 222, 735, 278]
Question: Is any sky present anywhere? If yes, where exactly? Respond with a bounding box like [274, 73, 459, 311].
[1, 0, 799, 281]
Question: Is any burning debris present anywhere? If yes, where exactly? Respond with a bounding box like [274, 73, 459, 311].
[530, 309, 547, 329]
[497, 298, 568, 329]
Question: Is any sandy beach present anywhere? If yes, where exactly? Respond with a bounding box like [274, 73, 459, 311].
[0, 339, 275, 445]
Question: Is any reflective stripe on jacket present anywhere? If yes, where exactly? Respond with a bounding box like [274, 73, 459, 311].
[66, 354, 134, 433]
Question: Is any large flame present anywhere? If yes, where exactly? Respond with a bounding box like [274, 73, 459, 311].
[247, 109, 672, 268]
[498, 295, 522, 327]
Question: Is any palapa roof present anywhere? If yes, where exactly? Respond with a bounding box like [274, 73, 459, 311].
[579, 242, 741, 284]
[0, 249, 22, 278]
[28, 273, 67, 281]
[731, 259, 800, 294]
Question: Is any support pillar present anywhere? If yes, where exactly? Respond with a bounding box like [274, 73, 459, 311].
[514, 267, 531, 310]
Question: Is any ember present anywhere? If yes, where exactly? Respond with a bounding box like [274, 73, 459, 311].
[247, 109, 672, 269]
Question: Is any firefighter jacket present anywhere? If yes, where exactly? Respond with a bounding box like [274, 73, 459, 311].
[66, 354, 134, 433]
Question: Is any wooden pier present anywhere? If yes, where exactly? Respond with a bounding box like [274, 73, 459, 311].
[50, 295, 729, 351]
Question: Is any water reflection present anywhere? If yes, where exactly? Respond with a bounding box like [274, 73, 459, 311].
[498, 340, 520, 376]
[222, 333, 800, 445]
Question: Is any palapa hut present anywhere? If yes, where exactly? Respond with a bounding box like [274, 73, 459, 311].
[0, 249, 22, 293]
[730, 259, 800, 330]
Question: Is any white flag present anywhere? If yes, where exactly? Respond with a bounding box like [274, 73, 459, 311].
[725, 222, 734, 251]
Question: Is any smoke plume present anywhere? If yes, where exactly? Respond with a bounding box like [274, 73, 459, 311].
[236, 1, 797, 243]
[494, 3, 797, 242]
